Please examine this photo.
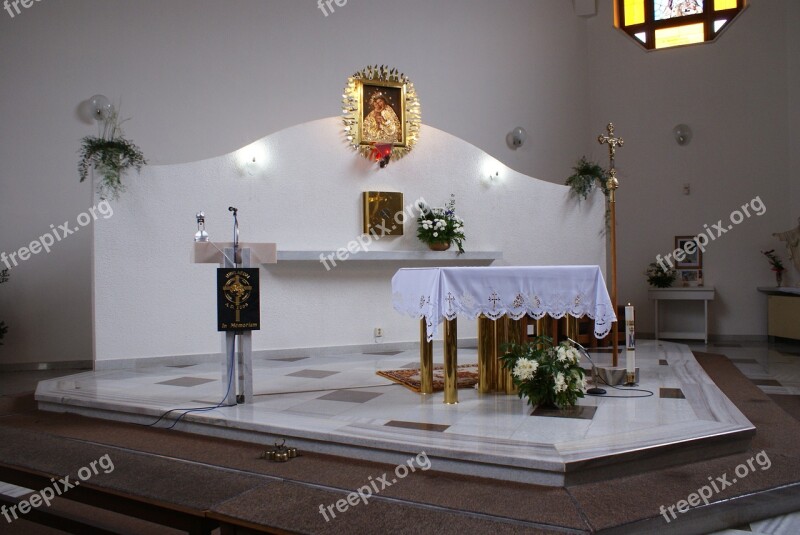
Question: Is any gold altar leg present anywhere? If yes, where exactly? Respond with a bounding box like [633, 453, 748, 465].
[565, 315, 579, 342]
[488, 320, 498, 391]
[443, 318, 458, 404]
[492, 316, 509, 392]
[419, 318, 433, 395]
[503, 317, 522, 394]
[477, 315, 496, 393]
[535, 316, 552, 349]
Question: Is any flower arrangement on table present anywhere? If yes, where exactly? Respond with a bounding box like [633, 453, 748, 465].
[646, 262, 676, 288]
[761, 249, 786, 286]
[762, 249, 785, 273]
[416, 194, 465, 254]
[500, 337, 586, 409]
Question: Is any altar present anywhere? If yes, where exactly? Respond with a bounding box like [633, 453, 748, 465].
[392, 266, 616, 403]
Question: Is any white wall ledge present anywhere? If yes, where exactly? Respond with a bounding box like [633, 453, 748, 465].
[275, 250, 503, 262]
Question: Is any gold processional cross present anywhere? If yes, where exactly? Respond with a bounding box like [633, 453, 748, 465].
[597, 123, 624, 367]
[598, 123, 624, 192]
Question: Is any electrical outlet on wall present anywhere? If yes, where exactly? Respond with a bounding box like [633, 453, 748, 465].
[374, 327, 383, 338]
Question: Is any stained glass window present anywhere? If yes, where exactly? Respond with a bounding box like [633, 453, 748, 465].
[624, 0, 645, 25]
[654, 0, 703, 21]
[615, 0, 747, 50]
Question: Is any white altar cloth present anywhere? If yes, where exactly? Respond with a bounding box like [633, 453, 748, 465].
[392, 266, 616, 341]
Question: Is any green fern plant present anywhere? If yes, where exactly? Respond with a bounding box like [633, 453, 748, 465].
[565, 157, 610, 228]
[566, 157, 609, 199]
[78, 108, 147, 200]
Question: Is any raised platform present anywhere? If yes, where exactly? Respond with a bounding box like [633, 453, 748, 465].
[35, 340, 754, 487]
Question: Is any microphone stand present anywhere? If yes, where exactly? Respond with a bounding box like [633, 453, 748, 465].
[228, 206, 242, 403]
[229, 207, 239, 267]
[567, 337, 607, 396]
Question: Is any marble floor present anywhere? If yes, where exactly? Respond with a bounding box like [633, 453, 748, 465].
[35, 339, 754, 487]
[684, 339, 800, 535]
[0, 338, 797, 532]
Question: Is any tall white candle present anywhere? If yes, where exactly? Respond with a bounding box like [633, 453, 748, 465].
[625, 303, 635, 373]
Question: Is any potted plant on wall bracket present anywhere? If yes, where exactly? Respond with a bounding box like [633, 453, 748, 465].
[78, 103, 147, 201]
[565, 157, 610, 229]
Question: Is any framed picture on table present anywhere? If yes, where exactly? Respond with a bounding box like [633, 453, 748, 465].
[678, 269, 703, 287]
[674, 235, 702, 269]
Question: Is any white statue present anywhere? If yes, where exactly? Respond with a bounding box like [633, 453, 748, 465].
[773, 217, 800, 274]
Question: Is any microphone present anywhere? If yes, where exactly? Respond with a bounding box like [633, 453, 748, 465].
[228, 207, 239, 266]
[567, 337, 607, 396]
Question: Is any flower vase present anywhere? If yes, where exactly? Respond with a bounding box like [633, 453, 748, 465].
[428, 242, 451, 252]
[776, 271, 783, 287]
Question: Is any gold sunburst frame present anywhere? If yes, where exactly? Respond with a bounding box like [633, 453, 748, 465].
[342, 65, 421, 162]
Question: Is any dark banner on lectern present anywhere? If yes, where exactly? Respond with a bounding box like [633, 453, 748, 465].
[217, 268, 260, 331]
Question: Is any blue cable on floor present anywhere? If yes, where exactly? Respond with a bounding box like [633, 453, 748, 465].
[143, 336, 237, 429]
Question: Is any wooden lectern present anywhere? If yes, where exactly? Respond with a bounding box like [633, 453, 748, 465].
[193, 242, 277, 404]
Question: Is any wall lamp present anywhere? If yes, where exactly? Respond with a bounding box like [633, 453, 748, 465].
[507, 127, 527, 150]
[88, 94, 113, 122]
[482, 171, 501, 186]
[673, 124, 692, 146]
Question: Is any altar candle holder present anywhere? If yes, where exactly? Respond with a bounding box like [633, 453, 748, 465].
[624, 303, 637, 386]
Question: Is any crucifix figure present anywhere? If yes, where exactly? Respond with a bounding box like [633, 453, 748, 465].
[598, 123, 624, 170]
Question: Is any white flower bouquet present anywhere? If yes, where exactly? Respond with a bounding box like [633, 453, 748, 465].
[500, 337, 586, 408]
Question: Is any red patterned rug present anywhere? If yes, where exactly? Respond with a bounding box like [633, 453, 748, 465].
[376, 364, 479, 393]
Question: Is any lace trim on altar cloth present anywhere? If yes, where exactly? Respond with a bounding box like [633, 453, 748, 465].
[392, 290, 616, 342]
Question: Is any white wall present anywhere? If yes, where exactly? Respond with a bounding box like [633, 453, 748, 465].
[1, 0, 796, 367]
[788, 0, 800, 232]
[585, 0, 797, 337]
[0, 0, 591, 366]
[93, 118, 605, 364]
